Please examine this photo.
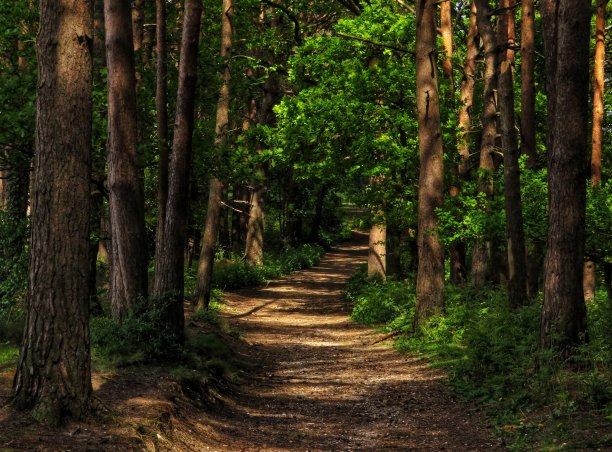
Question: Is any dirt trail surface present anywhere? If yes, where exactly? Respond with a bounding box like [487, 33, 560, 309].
[194, 231, 501, 451]
[0, 232, 501, 451]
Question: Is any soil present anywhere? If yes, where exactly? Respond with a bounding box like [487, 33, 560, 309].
[0, 232, 501, 451]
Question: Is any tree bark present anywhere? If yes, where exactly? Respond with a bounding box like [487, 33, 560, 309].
[439, 0, 454, 81]
[591, 0, 606, 187]
[132, 0, 145, 52]
[497, 0, 527, 307]
[245, 179, 266, 266]
[414, 0, 445, 327]
[231, 184, 250, 252]
[540, 0, 590, 352]
[520, 0, 537, 167]
[13, 0, 93, 424]
[195, 0, 234, 310]
[153, 0, 203, 340]
[154, 0, 169, 276]
[105, 0, 148, 321]
[471, 0, 498, 287]
[368, 221, 386, 279]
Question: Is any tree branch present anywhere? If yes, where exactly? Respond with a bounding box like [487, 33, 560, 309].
[334, 31, 414, 55]
[263, 0, 302, 46]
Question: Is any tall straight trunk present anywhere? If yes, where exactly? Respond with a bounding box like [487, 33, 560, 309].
[540, 0, 590, 352]
[520, 0, 537, 167]
[245, 179, 266, 265]
[584, 0, 607, 301]
[591, 0, 606, 187]
[414, 0, 445, 327]
[154, 0, 169, 271]
[13, 0, 93, 423]
[452, 1, 479, 285]
[132, 0, 145, 52]
[368, 221, 386, 279]
[195, 0, 233, 310]
[471, 0, 498, 287]
[105, 0, 148, 321]
[153, 0, 203, 339]
[498, 0, 527, 307]
[440, 0, 454, 81]
[0, 171, 6, 210]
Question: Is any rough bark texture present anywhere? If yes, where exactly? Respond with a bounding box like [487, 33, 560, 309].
[540, 0, 590, 352]
[153, 0, 203, 340]
[13, 0, 93, 424]
[591, 0, 606, 186]
[368, 222, 386, 279]
[498, 0, 527, 307]
[195, 0, 234, 310]
[245, 181, 266, 266]
[105, 0, 148, 321]
[414, 0, 445, 327]
[520, 0, 537, 167]
[154, 0, 169, 274]
[471, 0, 498, 288]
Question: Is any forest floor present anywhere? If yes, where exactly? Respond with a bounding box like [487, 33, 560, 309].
[0, 232, 501, 451]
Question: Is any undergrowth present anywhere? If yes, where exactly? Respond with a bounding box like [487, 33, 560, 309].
[345, 265, 612, 450]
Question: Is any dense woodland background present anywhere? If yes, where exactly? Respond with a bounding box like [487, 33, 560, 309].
[0, 0, 610, 448]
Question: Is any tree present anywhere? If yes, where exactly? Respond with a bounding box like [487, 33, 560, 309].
[498, 0, 527, 307]
[13, 0, 93, 424]
[105, 0, 149, 321]
[540, 0, 590, 352]
[195, 0, 234, 310]
[153, 0, 203, 339]
[414, 0, 445, 327]
[520, 0, 536, 167]
[471, 0, 497, 287]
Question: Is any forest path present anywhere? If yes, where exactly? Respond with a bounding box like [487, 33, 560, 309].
[193, 231, 500, 451]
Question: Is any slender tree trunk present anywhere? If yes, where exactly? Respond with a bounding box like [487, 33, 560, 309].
[154, 0, 169, 274]
[195, 0, 234, 310]
[0, 171, 6, 211]
[368, 221, 386, 279]
[153, 0, 203, 340]
[13, 0, 93, 424]
[245, 179, 266, 266]
[540, 0, 590, 352]
[414, 0, 445, 327]
[105, 0, 148, 321]
[520, 0, 537, 167]
[218, 186, 230, 250]
[471, 0, 498, 287]
[231, 184, 250, 252]
[132, 0, 145, 52]
[440, 0, 454, 82]
[498, 0, 527, 307]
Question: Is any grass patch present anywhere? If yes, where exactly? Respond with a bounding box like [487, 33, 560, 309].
[345, 268, 612, 450]
[0, 342, 19, 368]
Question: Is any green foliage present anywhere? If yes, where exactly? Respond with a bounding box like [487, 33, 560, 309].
[345, 265, 415, 327]
[0, 342, 19, 368]
[0, 212, 29, 328]
[586, 181, 612, 262]
[90, 297, 184, 365]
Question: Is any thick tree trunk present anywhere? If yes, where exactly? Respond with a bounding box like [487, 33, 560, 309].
[498, 0, 527, 307]
[154, 0, 169, 275]
[105, 0, 148, 321]
[368, 221, 386, 279]
[195, 0, 234, 310]
[520, 0, 537, 167]
[540, 0, 589, 352]
[471, 0, 498, 288]
[439, 0, 453, 81]
[13, 0, 93, 424]
[153, 0, 203, 340]
[414, 0, 445, 327]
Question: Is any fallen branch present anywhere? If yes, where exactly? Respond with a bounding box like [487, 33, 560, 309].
[369, 330, 401, 345]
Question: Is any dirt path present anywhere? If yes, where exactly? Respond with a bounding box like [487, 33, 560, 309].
[192, 232, 501, 451]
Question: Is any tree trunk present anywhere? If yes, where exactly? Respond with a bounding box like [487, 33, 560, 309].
[231, 184, 249, 252]
[540, 0, 590, 352]
[195, 0, 234, 310]
[153, 0, 203, 340]
[245, 181, 266, 266]
[520, 0, 537, 167]
[132, 0, 145, 52]
[154, 0, 169, 277]
[368, 221, 386, 279]
[603, 262, 612, 301]
[218, 186, 230, 250]
[414, 0, 445, 327]
[471, 0, 498, 288]
[591, 0, 606, 187]
[498, 0, 527, 307]
[13, 0, 93, 424]
[583, 260, 596, 302]
[105, 0, 148, 321]
[439, 0, 454, 81]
